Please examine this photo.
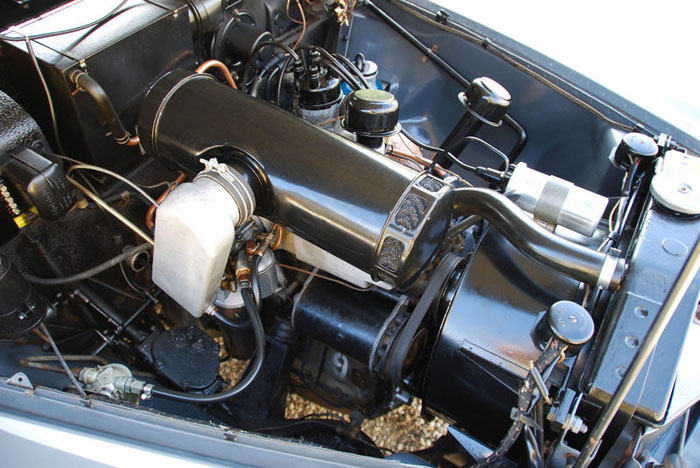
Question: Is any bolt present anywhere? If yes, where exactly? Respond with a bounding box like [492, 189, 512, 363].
[677, 183, 691, 194]
[180, 379, 190, 388]
[154, 360, 163, 369]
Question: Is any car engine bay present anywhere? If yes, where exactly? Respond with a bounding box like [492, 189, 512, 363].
[1, 1, 699, 467]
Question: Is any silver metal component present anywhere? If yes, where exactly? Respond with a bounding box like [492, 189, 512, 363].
[547, 406, 588, 435]
[79, 364, 149, 400]
[298, 101, 342, 131]
[650, 150, 700, 215]
[505, 162, 608, 237]
[153, 158, 255, 317]
[597, 254, 621, 290]
[665, 318, 700, 422]
[529, 366, 552, 405]
[7, 372, 32, 390]
[523, 426, 544, 468]
[197, 158, 255, 225]
[215, 249, 283, 309]
[574, 235, 700, 467]
[141, 383, 154, 400]
[447, 426, 494, 461]
[128, 248, 150, 273]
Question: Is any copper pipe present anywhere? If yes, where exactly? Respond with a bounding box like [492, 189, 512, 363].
[387, 148, 447, 177]
[195, 60, 238, 89]
[125, 135, 140, 146]
[146, 172, 187, 231]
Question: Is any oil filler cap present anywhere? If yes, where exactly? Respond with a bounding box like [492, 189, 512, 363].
[342, 89, 400, 137]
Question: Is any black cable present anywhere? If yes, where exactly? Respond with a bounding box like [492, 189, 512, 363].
[298, 45, 364, 91]
[276, 55, 294, 107]
[472, 340, 566, 467]
[361, 0, 529, 159]
[213, 310, 250, 329]
[332, 53, 371, 89]
[1, 1, 129, 41]
[321, 59, 362, 91]
[242, 42, 300, 93]
[149, 285, 265, 403]
[23, 244, 152, 286]
[387, 0, 640, 134]
[39, 323, 89, 399]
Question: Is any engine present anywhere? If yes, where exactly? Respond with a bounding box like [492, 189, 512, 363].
[0, 1, 699, 467]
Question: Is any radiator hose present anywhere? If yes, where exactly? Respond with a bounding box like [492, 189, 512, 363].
[453, 188, 624, 290]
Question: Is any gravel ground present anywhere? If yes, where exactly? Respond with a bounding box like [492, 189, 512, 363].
[285, 392, 448, 452]
[219, 352, 448, 452]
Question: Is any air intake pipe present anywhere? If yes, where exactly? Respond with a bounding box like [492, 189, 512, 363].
[138, 70, 625, 306]
[138, 70, 454, 291]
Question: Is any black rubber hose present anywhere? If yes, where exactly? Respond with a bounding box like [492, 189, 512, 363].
[149, 285, 265, 403]
[71, 71, 132, 145]
[453, 188, 624, 289]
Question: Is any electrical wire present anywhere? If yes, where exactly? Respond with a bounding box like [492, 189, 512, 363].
[447, 136, 510, 171]
[276, 55, 294, 107]
[298, 45, 364, 90]
[242, 42, 299, 93]
[38, 323, 89, 399]
[24, 36, 66, 155]
[275, 262, 372, 292]
[69, 177, 154, 245]
[23, 244, 151, 286]
[388, 0, 640, 134]
[66, 164, 159, 207]
[0, 1, 128, 41]
[146, 172, 186, 231]
[332, 52, 370, 89]
[292, 0, 306, 49]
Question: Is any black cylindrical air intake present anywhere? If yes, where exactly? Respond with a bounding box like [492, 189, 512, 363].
[138, 70, 453, 288]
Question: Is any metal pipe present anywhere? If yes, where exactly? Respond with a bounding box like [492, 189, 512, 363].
[452, 188, 625, 289]
[195, 59, 238, 89]
[573, 234, 700, 468]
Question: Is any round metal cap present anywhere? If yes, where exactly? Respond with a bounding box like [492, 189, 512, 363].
[547, 301, 594, 346]
[343, 89, 400, 137]
[614, 132, 658, 168]
[651, 171, 700, 215]
[461, 77, 511, 126]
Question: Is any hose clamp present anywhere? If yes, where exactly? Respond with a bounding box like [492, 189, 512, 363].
[196, 158, 255, 225]
[597, 255, 621, 291]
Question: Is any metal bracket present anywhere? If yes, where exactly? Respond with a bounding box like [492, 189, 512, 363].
[510, 407, 543, 432]
[7, 372, 33, 390]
